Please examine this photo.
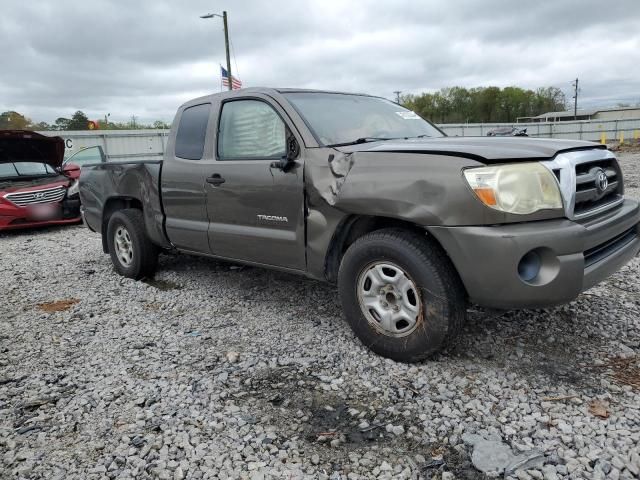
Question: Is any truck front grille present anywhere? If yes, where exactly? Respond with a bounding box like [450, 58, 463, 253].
[4, 186, 66, 206]
[574, 158, 623, 217]
[541, 149, 624, 221]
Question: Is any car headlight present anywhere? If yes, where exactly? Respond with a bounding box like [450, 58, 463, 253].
[463, 162, 562, 214]
[67, 180, 79, 198]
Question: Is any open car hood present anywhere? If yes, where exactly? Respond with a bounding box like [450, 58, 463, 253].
[0, 130, 65, 168]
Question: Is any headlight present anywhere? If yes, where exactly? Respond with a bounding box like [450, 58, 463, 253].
[67, 180, 79, 197]
[463, 162, 562, 214]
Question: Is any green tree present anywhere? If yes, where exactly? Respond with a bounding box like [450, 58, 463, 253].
[0, 111, 32, 130]
[54, 117, 71, 130]
[472, 86, 501, 122]
[67, 110, 90, 130]
[533, 87, 566, 115]
[33, 121, 51, 131]
[402, 85, 566, 123]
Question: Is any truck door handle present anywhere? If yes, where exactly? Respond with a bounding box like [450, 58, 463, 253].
[206, 174, 226, 186]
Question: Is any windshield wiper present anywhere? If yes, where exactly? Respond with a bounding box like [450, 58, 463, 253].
[326, 137, 398, 148]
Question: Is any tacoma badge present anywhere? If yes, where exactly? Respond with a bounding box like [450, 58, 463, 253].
[257, 214, 288, 223]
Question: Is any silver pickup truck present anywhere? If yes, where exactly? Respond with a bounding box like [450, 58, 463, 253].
[79, 88, 640, 362]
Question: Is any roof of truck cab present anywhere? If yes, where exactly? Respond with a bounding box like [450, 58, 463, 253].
[181, 88, 378, 106]
[275, 88, 373, 96]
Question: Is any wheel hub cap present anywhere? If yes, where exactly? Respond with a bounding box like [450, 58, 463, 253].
[356, 262, 422, 337]
[114, 226, 134, 267]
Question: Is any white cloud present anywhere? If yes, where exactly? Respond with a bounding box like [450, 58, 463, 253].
[0, 0, 638, 123]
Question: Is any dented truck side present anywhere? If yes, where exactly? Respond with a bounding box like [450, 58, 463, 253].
[80, 88, 640, 362]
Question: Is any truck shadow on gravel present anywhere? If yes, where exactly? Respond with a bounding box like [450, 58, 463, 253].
[142, 278, 183, 291]
[158, 253, 634, 396]
[156, 252, 340, 308]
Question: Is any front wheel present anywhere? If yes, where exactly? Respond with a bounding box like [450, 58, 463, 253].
[338, 229, 466, 362]
[106, 208, 158, 279]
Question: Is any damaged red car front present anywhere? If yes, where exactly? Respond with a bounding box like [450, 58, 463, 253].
[0, 130, 81, 231]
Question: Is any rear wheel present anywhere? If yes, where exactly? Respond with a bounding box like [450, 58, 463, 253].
[338, 229, 466, 362]
[106, 208, 158, 279]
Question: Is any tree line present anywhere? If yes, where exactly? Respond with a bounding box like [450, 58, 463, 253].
[1, 85, 568, 131]
[401, 86, 567, 123]
[0, 110, 170, 131]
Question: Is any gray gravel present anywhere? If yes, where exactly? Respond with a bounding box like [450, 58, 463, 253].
[1, 152, 639, 480]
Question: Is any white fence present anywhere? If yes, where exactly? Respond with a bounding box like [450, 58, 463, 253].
[38, 129, 168, 161]
[39, 117, 640, 161]
[438, 117, 640, 141]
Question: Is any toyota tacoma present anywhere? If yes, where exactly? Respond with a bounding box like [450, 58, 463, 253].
[78, 88, 640, 362]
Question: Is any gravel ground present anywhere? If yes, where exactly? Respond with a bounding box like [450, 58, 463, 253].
[1, 152, 639, 480]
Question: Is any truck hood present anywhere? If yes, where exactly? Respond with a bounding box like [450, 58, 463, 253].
[337, 136, 605, 163]
[0, 130, 65, 168]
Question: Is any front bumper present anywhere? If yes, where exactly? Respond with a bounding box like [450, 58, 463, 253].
[429, 199, 640, 309]
[0, 197, 81, 232]
[0, 215, 81, 231]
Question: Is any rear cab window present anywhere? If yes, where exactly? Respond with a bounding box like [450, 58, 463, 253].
[175, 103, 211, 160]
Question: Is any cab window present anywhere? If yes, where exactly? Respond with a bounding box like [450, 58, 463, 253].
[175, 103, 211, 160]
[217, 100, 286, 160]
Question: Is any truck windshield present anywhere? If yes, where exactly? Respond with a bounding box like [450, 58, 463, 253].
[0, 162, 56, 179]
[283, 92, 444, 147]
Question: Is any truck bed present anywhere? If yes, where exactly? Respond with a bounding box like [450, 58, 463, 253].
[79, 160, 170, 250]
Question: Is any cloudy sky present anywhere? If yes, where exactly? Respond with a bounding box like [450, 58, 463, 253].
[1, 0, 639, 124]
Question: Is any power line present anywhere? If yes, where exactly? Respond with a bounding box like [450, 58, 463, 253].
[230, 38, 240, 81]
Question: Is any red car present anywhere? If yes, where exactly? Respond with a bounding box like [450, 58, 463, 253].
[0, 130, 82, 231]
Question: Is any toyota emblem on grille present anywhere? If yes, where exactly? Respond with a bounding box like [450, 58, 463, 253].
[595, 169, 609, 193]
[33, 192, 46, 199]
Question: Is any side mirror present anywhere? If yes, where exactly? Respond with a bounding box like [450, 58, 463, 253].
[63, 162, 81, 173]
[270, 133, 299, 171]
[61, 162, 81, 179]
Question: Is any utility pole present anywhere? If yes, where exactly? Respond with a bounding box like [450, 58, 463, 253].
[201, 11, 233, 91]
[572, 78, 579, 120]
[394, 90, 402, 104]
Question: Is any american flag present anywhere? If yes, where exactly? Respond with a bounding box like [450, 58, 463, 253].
[221, 66, 242, 90]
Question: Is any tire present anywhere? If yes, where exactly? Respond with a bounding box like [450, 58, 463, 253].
[338, 228, 466, 362]
[106, 208, 158, 280]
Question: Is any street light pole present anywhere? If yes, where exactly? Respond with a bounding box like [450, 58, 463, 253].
[222, 12, 232, 91]
[201, 11, 233, 91]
